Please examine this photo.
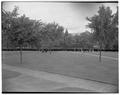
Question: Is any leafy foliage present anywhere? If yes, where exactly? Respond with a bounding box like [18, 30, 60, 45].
[87, 5, 118, 50]
[2, 5, 118, 50]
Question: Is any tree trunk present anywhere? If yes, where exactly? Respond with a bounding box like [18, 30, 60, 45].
[6, 36, 8, 49]
[99, 48, 101, 62]
[20, 45, 22, 64]
[99, 44, 102, 62]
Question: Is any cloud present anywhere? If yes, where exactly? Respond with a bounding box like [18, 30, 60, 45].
[2, 2, 118, 33]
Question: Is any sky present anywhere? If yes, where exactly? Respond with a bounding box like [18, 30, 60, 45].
[2, 2, 118, 34]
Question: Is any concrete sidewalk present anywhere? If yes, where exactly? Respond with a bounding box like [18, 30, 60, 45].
[2, 63, 118, 92]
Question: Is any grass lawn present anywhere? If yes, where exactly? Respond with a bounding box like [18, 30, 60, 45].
[87, 51, 118, 58]
[2, 51, 118, 86]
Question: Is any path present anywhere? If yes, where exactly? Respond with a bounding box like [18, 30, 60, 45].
[2, 63, 118, 92]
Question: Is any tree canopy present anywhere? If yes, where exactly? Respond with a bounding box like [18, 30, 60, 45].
[2, 5, 118, 51]
[87, 5, 118, 50]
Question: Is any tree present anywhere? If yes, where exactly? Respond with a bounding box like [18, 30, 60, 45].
[2, 6, 19, 49]
[87, 5, 116, 62]
[110, 6, 118, 50]
[79, 31, 93, 49]
[40, 22, 64, 49]
[73, 31, 93, 49]
[2, 7, 42, 64]
[63, 29, 69, 48]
